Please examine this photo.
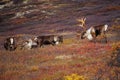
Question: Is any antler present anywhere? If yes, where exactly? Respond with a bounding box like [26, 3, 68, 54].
[77, 17, 86, 29]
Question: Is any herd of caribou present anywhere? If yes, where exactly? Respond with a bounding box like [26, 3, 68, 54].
[4, 35, 63, 51]
[4, 17, 109, 51]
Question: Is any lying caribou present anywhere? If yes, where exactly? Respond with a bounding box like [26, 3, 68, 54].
[36, 35, 63, 47]
[3, 35, 63, 51]
[21, 38, 38, 50]
[77, 17, 108, 43]
[4, 37, 17, 51]
[4, 36, 39, 51]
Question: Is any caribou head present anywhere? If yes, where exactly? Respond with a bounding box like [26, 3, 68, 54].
[4, 37, 16, 51]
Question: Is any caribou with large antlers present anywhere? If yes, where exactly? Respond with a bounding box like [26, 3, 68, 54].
[77, 17, 108, 43]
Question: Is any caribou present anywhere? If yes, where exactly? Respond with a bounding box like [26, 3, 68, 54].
[3, 35, 63, 51]
[77, 17, 108, 43]
[4, 36, 39, 51]
[4, 37, 17, 51]
[36, 35, 63, 47]
[21, 39, 38, 50]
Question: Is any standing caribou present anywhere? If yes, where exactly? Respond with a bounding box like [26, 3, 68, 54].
[77, 17, 108, 43]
